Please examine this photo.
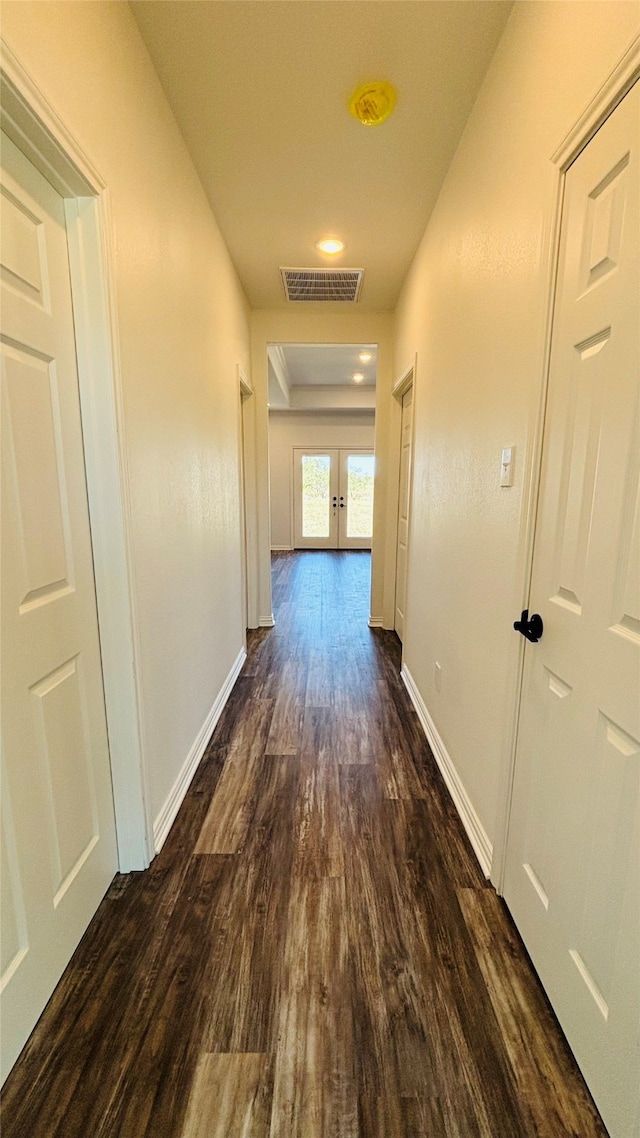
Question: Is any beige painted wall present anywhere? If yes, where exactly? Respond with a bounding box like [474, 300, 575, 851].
[2, 2, 251, 833]
[269, 411, 375, 549]
[394, 2, 640, 874]
[251, 310, 393, 625]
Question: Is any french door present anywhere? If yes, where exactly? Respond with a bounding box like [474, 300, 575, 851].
[293, 449, 374, 549]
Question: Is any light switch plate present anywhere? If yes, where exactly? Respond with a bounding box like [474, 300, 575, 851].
[501, 446, 514, 487]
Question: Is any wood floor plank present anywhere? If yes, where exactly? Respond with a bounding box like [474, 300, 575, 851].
[201, 756, 299, 1055]
[98, 854, 232, 1138]
[1, 551, 609, 1138]
[181, 1053, 271, 1138]
[269, 875, 358, 1138]
[456, 886, 608, 1138]
[305, 647, 334, 706]
[196, 699, 274, 853]
[294, 755, 344, 879]
[265, 657, 307, 754]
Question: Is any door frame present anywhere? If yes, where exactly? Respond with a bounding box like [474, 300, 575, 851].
[380, 355, 418, 629]
[1, 39, 151, 871]
[238, 366, 254, 638]
[390, 363, 416, 641]
[492, 39, 640, 892]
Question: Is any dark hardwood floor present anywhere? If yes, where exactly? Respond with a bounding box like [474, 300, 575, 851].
[1, 551, 607, 1137]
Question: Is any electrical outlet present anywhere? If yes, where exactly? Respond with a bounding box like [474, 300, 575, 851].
[435, 661, 442, 692]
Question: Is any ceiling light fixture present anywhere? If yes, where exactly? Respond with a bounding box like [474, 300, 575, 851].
[358, 351, 372, 362]
[349, 81, 397, 126]
[316, 238, 345, 255]
[352, 372, 365, 383]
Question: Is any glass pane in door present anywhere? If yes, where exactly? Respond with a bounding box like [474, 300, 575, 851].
[346, 454, 375, 538]
[301, 454, 331, 538]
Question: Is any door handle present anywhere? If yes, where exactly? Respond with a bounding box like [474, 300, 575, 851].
[513, 609, 544, 643]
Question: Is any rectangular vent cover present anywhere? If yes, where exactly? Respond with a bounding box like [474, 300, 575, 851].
[280, 268, 364, 303]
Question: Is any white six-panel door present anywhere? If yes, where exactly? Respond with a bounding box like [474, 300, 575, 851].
[1, 133, 118, 1081]
[504, 84, 639, 1138]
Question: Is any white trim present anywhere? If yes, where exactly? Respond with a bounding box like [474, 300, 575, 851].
[271, 545, 292, 552]
[552, 37, 639, 170]
[65, 194, 151, 870]
[259, 615, 276, 627]
[238, 364, 253, 399]
[392, 360, 415, 401]
[401, 665, 493, 877]
[368, 617, 384, 628]
[1, 39, 150, 870]
[492, 39, 640, 893]
[267, 345, 291, 407]
[0, 39, 104, 196]
[152, 647, 246, 854]
[382, 355, 418, 629]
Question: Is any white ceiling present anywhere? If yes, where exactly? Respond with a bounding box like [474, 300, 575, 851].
[281, 344, 377, 386]
[130, 1, 513, 312]
[267, 342, 377, 408]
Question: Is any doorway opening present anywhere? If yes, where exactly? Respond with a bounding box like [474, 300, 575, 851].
[267, 342, 377, 610]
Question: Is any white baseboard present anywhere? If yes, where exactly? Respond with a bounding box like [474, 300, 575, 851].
[401, 664, 493, 877]
[259, 614, 275, 627]
[368, 617, 384, 628]
[152, 646, 246, 854]
[271, 545, 292, 552]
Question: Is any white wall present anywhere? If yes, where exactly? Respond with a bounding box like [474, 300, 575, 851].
[394, 1, 640, 875]
[2, 2, 251, 842]
[269, 411, 375, 548]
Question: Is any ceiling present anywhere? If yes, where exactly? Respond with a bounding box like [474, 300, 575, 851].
[267, 343, 377, 409]
[279, 344, 377, 387]
[130, 1, 513, 312]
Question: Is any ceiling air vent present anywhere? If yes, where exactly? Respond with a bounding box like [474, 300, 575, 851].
[280, 267, 364, 303]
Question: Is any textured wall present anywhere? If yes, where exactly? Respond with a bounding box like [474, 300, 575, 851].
[394, 1, 640, 862]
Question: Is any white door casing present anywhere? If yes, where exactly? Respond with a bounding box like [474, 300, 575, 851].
[504, 83, 639, 1138]
[394, 385, 413, 640]
[1, 40, 150, 873]
[1, 133, 119, 1081]
[238, 368, 253, 637]
[293, 448, 375, 550]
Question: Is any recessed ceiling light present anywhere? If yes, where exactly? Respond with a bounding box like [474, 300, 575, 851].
[358, 351, 372, 362]
[352, 372, 365, 383]
[316, 238, 345, 255]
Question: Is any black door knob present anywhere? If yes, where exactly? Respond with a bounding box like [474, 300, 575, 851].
[513, 609, 543, 643]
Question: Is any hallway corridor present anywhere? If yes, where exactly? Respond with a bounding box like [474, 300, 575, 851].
[1, 552, 606, 1137]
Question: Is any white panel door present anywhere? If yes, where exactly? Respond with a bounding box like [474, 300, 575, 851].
[338, 450, 375, 550]
[1, 133, 118, 1081]
[394, 386, 413, 640]
[293, 449, 339, 549]
[504, 84, 639, 1138]
[293, 449, 374, 550]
